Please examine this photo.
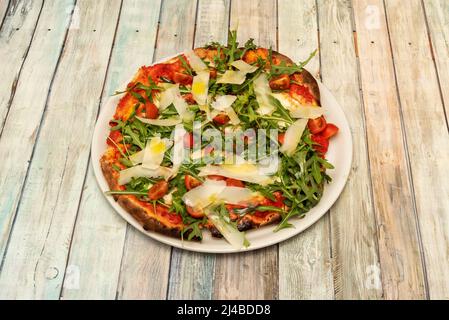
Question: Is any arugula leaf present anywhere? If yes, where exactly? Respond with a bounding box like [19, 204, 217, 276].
[269, 49, 318, 77]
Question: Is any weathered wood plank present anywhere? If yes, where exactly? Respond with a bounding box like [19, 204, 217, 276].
[317, 0, 382, 299]
[385, 0, 449, 299]
[277, 0, 334, 300]
[422, 0, 449, 120]
[230, 0, 276, 48]
[352, 0, 426, 299]
[60, 0, 161, 300]
[0, 0, 9, 27]
[0, 0, 43, 131]
[194, 0, 230, 47]
[115, 0, 198, 300]
[214, 248, 278, 299]
[167, 0, 230, 300]
[0, 0, 74, 275]
[0, 0, 122, 299]
[213, 0, 279, 300]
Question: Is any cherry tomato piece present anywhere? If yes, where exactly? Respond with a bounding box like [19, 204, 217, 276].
[148, 180, 169, 200]
[269, 74, 290, 90]
[225, 178, 245, 188]
[311, 134, 329, 155]
[186, 206, 205, 218]
[184, 175, 202, 190]
[307, 116, 327, 134]
[172, 71, 193, 85]
[213, 113, 230, 125]
[183, 93, 196, 104]
[278, 133, 285, 145]
[207, 175, 226, 181]
[107, 130, 123, 146]
[183, 132, 194, 148]
[145, 101, 159, 119]
[320, 123, 339, 140]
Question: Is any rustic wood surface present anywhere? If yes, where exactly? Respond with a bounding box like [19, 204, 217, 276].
[0, 0, 448, 300]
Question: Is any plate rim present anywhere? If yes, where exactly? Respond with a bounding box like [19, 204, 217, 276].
[91, 52, 353, 254]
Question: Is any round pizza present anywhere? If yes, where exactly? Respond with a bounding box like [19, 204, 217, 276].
[101, 31, 339, 249]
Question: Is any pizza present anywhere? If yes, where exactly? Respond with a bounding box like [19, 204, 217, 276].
[100, 31, 339, 249]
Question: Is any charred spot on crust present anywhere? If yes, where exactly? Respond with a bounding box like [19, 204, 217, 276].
[209, 226, 223, 238]
[237, 218, 253, 232]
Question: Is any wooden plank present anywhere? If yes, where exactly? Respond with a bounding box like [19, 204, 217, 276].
[277, 0, 334, 300]
[0, 0, 43, 131]
[0, 0, 74, 275]
[230, 0, 276, 48]
[213, 0, 279, 300]
[317, 0, 382, 299]
[115, 0, 198, 300]
[352, 0, 426, 299]
[194, 0, 230, 47]
[0, 0, 122, 299]
[214, 248, 278, 299]
[0, 0, 9, 27]
[167, 0, 230, 300]
[422, 0, 449, 119]
[60, 0, 161, 300]
[384, 0, 449, 299]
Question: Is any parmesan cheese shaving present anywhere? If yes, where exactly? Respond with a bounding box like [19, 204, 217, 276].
[254, 74, 275, 115]
[184, 51, 208, 72]
[216, 70, 247, 85]
[279, 119, 308, 156]
[198, 164, 274, 186]
[182, 179, 255, 210]
[136, 116, 182, 126]
[118, 165, 172, 185]
[271, 92, 323, 119]
[142, 137, 171, 170]
[231, 60, 258, 74]
[192, 70, 210, 105]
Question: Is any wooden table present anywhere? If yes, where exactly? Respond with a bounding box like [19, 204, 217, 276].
[0, 0, 448, 300]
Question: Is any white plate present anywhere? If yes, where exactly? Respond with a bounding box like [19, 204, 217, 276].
[91, 58, 353, 254]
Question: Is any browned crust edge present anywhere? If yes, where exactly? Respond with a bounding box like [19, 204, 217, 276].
[271, 50, 321, 104]
[100, 157, 182, 238]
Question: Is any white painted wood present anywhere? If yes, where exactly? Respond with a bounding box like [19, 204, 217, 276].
[422, 0, 449, 120]
[0, 0, 122, 299]
[0, 0, 9, 26]
[0, 0, 43, 130]
[317, 0, 382, 299]
[277, 0, 334, 300]
[423, 0, 449, 120]
[115, 0, 199, 300]
[212, 0, 279, 300]
[214, 248, 278, 299]
[168, 252, 215, 300]
[0, 0, 74, 272]
[167, 0, 230, 300]
[194, 0, 230, 47]
[352, 0, 426, 299]
[60, 0, 161, 300]
[385, 0, 449, 299]
[230, 0, 276, 48]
